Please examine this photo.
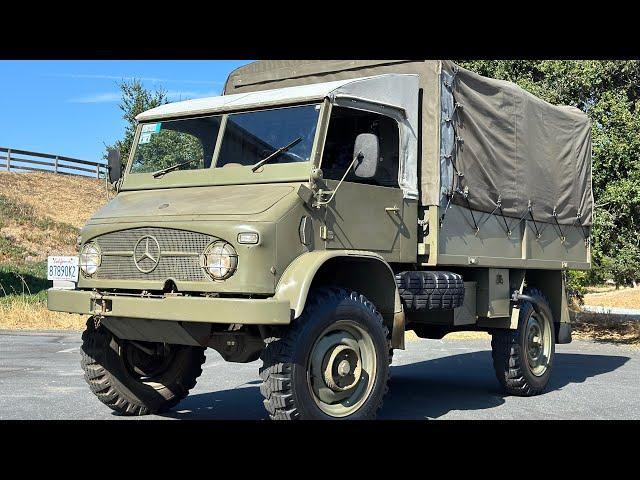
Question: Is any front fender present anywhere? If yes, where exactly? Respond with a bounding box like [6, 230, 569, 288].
[274, 250, 402, 318]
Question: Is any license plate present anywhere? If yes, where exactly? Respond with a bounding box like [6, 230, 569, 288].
[47, 256, 79, 282]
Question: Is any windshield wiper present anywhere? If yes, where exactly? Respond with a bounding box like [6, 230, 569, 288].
[251, 137, 302, 172]
[152, 159, 198, 178]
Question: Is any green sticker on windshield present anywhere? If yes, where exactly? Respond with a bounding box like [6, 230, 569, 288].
[139, 123, 161, 144]
[141, 123, 161, 134]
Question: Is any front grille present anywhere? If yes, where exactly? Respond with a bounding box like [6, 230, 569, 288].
[90, 227, 215, 282]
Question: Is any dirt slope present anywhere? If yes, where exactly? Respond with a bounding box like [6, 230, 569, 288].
[0, 171, 108, 263]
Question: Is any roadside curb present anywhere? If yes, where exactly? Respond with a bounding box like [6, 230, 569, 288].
[0, 329, 81, 336]
[579, 306, 640, 321]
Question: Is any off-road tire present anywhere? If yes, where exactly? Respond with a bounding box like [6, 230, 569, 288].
[491, 288, 556, 396]
[259, 287, 390, 420]
[395, 271, 464, 311]
[80, 319, 206, 415]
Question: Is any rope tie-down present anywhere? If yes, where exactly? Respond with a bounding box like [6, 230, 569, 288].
[525, 201, 542, 239]
[474, 194, 512, 237]
[574, 211, 591, 247]
[551, 207, 566, 243]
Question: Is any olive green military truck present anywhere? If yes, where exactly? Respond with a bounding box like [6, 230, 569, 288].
[48, 60, 593, 419]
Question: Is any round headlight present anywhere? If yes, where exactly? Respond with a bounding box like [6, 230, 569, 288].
[80, 242, 101, 276]
[201, 241, 237, 280]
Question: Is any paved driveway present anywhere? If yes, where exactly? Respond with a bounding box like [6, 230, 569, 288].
[0, 331, 637, 420]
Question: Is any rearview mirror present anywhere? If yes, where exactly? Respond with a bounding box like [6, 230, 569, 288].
[107, 148, 122, 184]
[353, 133, 379, 179]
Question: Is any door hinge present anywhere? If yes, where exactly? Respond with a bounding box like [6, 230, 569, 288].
[320, 225, 334, 241]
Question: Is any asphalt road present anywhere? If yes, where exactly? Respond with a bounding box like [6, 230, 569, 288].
[1, 330, 638, 420]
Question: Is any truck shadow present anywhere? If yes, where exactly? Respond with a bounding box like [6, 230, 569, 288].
[158, 351, 629, 420]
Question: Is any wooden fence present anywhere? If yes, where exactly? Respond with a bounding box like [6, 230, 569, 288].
[0, 147, 107, 178]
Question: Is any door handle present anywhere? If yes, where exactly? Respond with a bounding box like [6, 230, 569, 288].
[385, 206, 400, 214]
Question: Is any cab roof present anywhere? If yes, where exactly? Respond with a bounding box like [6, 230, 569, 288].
[136, 77, 378, 122]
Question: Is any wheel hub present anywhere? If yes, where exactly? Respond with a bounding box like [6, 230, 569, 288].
[307, 321, 378, 418]
[525, 314, 551, 376]
[123, 341, 174, 380]
[323, 345, 362, 392]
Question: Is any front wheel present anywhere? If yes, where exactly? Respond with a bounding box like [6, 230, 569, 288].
[491, 288, 555, 396]
[259, 288, 391, 420]
[80, 319, 206, 415]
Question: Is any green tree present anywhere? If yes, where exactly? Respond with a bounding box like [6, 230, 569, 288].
[459, 61, 640, 287]
[106, 79, 168, 166]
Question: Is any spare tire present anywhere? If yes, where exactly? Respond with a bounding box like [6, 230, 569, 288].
[395, 271, 464, 311]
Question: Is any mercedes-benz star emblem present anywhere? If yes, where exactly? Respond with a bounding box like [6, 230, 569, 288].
[133, 235, 161, 273]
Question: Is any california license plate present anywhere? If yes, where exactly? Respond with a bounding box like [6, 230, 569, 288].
[47, 256, 79, 282]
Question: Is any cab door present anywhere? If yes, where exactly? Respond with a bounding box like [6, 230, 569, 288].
[320, 107, 407, 262]
[323, 181, 405, 259]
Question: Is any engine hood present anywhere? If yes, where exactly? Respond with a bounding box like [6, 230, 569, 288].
[91, 184, 296, 221]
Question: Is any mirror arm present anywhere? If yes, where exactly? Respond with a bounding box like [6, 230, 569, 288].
[313, 153, 361, 208]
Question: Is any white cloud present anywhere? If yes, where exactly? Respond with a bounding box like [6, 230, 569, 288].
[68, 92, 121, 103]
[50, 73, 222, 85]
[68, 88, 222, 104]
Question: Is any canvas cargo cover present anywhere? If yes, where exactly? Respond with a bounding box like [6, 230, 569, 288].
[224, 60, 593, 226]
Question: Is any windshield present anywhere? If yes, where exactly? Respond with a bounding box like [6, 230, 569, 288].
[130, 115, 222, 174]
[128, 104, 321, 177]
[216, 104, 320, 168]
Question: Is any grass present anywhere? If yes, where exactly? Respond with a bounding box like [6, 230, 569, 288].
[0, 263, 86, 331]
[583, 286, 640, 310]
[0, 299, 86, 330]
[0, 172, 107, 331]
[0, 262, 49, 300]
[0, 193, 80, 263]
[0, 261, 87, 330]
[571, 311, 640, 347]
[0, 171, 106, 229]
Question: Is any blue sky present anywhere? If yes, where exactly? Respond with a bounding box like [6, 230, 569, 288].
[0, 60, 251, 162]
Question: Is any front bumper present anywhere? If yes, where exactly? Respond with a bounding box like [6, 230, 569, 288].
[47, 288, 292, 325]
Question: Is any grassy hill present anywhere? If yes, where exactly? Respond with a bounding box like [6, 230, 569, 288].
[0, 171, 108, 329]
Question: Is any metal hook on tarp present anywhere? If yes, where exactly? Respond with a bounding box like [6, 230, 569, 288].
[439, 188, 456, 227]
[452, 102, 464, 118]
[551, 207, 566, 243]
[494, 194, 512, 237]
[527, 201, 542, 239]
[460, 186, 480, 235]
[574, 211, 590, 247]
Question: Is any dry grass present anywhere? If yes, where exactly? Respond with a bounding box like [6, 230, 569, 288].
[0, 219, 76, 262]
[571, 310, 640, 347]
[405, 314, 640, 347]
[405, 330, 490, 342]
[0, 298, 85, 331]
[0, 172, 109, 263]
[0, 171, 107, 229]
[583, 287, 640, 310]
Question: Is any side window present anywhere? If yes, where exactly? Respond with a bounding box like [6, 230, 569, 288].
[321, 107, 400, 187]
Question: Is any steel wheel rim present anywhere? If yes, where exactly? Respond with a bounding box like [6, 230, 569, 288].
[525, 313, 551, 376]
[307, 320, 377, 417]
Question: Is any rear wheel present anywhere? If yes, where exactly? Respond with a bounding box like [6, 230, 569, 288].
[259, 288, 390, 420]
[80, 318, 206, 415]
[491, 288, 555, 396]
